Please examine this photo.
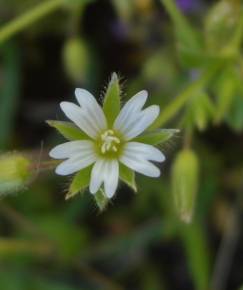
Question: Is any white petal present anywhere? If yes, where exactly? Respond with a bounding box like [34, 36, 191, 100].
[60, 102, 100, 139]
[89, 159, 119, 198]
[114, 90, 148, 130]
[89, 159, 105, 194]
[116, 111, 142, 137]
[55, 153, 97, 175]
[103, 160, 119, 198]
[49, 140, 94, 159]
[119, 154, 160, 177]
[122, 105, 160, 140]
[75, 88, 107, 131]
[124, 142, 165, 162]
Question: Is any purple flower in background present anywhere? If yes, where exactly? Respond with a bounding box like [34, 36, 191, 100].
[111, 20, 129, 42]
[176, 0, 201, 13]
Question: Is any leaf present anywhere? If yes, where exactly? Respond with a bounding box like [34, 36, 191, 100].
[182, 93, 215, 131]
[161, 0, 202, 51]
[178, 47, 222, 69]
[134, 129, 179, 145]
[120, 163, 137, 192]
[47, 120, 88, 140]
[94, 189, 109, 211]
[103, 72, 121, 126]
[66, 166, 91, 200]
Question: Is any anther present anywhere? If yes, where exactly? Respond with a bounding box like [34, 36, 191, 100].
[100, 130, 120, 154]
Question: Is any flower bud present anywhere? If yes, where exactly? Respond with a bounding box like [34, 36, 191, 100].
[205, 0, 241, 52]
[62, 37, 89, 83]
[0, 153, 32, 195]
[172, 149, 199, 223]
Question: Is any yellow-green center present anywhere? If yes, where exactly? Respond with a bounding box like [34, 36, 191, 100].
[101, 130, 120, 153]
[96, 129, 123, 158]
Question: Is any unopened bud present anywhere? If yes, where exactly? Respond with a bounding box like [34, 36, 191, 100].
[62, 38, 89, 83]
[172, 149, 199, 223]
[205, 0, 240, 52]
[0, 153, 32, 195]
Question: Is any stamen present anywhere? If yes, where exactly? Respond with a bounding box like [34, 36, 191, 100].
[100, 130, 120, 154]
[112, 146, 118, 152]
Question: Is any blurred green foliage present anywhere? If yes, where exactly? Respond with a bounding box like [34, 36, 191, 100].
[0, 0, 243, 290]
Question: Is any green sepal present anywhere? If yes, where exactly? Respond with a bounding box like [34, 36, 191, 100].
[47, 120, 89, 141]
[66, 166, 91, 200]
[103, 72, 121, 126]
[95, 188, 109, 211]
[120, 163, 137, 192]
[134, 129, 179, 145]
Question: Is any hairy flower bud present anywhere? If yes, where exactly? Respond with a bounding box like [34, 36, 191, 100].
[62, 38, 89, 83]
[0, 153, 32, 195]
[205, 0, 241, 52]
[172, 149, 199, 223]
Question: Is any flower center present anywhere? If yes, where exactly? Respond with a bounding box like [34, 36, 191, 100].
[100, 130, 120, 154]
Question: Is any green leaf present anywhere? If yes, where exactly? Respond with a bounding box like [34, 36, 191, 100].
[161, 0, 202, 51]
[103, 72, 121, 126]
[182, 93, 215, 131]
[178, 47, 222, 69]
[150, 61, 222, 129]
[47, 120, 88, 140]
[94, 189, 109, 211]
[66, 166, 91, 200]
[120, 163, 137, 192]
[134, 129, 179, 145]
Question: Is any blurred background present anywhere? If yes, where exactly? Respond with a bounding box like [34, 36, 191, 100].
[0, 0, 243, 289]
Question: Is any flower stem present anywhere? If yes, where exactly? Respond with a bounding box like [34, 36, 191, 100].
[210, 187, 243, 290]
[31, 160, 60, 173]
[0, 0, 64, 44]
[150, 61, 222, 129]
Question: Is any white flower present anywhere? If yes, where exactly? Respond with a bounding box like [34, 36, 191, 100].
[49, 89, 165, 198]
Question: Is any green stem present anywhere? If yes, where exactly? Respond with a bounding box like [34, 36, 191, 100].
[150, 62, 222, 129]
[0, 0, 64, 44]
